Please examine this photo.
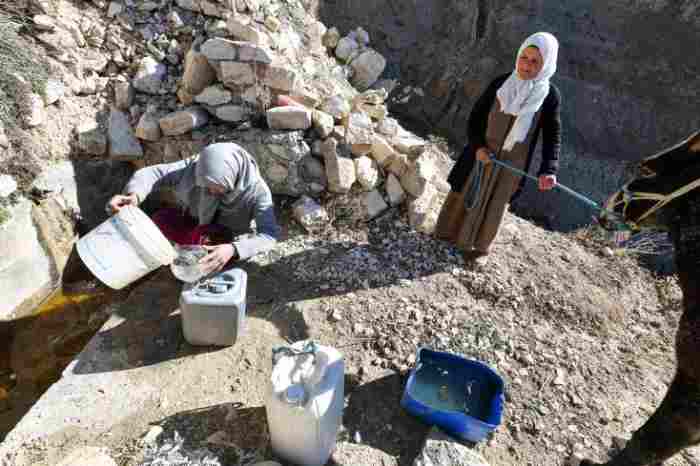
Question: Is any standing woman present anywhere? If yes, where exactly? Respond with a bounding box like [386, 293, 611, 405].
[436, 32, 562, 261]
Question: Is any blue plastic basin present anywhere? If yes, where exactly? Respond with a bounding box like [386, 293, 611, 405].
[400, 348, 505, 442]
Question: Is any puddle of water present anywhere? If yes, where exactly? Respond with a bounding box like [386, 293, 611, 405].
[409, 361, 492, 420]
[0, 282, 126, 441]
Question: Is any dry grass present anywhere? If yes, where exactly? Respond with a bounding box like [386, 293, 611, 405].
[0, 2, 50, 127]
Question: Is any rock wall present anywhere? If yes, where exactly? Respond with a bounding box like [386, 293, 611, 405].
[314, 0, 700, 229]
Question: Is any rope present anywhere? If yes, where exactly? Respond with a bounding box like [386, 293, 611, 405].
[463, 158, 485, 210]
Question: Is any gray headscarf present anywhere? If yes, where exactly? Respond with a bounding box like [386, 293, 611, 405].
[175, 143, 260, 225]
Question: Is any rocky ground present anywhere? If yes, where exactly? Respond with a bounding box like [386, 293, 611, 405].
[1, 205, 695, 466]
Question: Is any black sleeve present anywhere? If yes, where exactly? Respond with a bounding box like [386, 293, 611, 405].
[538, 85, 562, 176]
[467, 74, 508, 148]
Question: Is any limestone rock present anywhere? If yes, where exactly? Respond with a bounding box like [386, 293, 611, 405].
[312, 110, 334, 138]
[221, 62, 255, 86]
[201, 38, 239, 61]
[56, 446, 117, 466]
[133, 56, 166, 95]
[323, 27, 340, 49]
[306, 21, 327, 54]
[363, 190, 388, 219]
[355, 156, 379, 190]
[322, 138, 355, 193]
[0, 175, 18, 199]
[351, 144, 372, 156]
[201, 0, 226, 17]
[413, 427, 490, 466]
[266, 106, 312, 130]
[320, 95, 350, 120]
[182, 50, 217, 95]
[167, 11, 184, 29]
[386, 173, 406, 205]
[335, 36, 359, 62]
[227, 16, 269, 45]
[351, 27, 370, 46]
[344, 111, 373, 145]
[393, 136, 426, 159]
[113, 81, 134, 110]
[377, 117, 400, 137]
[387, 153, 409, 178]
[350, 49, 386, 91]
[176, 0, 200, 12]
[0, 124, 8, 148]
[408, 184, 444, 235]
[135, 113, 161, 141]
[371, 134, 397, 167]
[237, 42, 274, 64]
[159, 107, 209, 136]
[76, 121, 106, 155]
[44, 79, 65, 105]
[24, 93, 45, 127]
[301, 155, 327, 187]
[292, 195, 329, 233]
[259, 63, 300, 92]
[107, 1, 123, 17]
[401, 157, 435, 197]
[33, 14, 55, 31]
[36, 29, 77, 51]
[194, 85, 232, 106]
[108, 108, 143, 160]
[215, 105, 250, 122]
[264, 16, 280, 32]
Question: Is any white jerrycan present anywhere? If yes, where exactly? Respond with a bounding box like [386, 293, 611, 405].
[265, 341, 344, 466]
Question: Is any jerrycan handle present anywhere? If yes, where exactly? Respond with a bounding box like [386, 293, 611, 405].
[271, 341, 318, 366]
[193, 274, 236, 296]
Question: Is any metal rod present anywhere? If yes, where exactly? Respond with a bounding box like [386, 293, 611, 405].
[487, 156, 608, 214]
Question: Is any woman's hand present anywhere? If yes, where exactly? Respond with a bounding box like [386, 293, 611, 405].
[476, 147, 492, 164]
[538, 174, 557, 191]
[199, 244, 237, 275]
[106, 193, 138, 214]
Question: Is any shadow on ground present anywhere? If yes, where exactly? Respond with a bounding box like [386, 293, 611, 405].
[340, 371, 429, 465]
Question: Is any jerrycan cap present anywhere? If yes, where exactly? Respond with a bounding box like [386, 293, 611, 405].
[284, 384, 306, 405]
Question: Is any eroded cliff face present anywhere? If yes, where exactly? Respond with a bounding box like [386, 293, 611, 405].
[314, 0, 700, 229]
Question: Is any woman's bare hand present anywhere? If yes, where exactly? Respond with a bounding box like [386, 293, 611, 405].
[538, 174, 557, 191]
[476, 147, 492, 164]
[198, 244, 236, 275]
[106, 193, 139, 214]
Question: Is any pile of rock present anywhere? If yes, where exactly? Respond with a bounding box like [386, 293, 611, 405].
[21, 0, 449, 236]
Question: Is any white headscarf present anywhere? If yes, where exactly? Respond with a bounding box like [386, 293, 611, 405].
[496, 32, 559, 152]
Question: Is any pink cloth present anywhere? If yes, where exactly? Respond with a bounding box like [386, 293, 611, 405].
[151, 208, 231, 245]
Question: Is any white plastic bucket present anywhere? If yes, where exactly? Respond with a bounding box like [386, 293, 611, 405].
[76, 205, 176, 289]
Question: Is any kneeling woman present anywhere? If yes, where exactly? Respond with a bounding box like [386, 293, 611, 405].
[436, 32, 562, 261]
[107, 142, 280, 275]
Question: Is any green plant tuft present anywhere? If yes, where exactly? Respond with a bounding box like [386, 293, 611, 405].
[0, 5, 50, 128]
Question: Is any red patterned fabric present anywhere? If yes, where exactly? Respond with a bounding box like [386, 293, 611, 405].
[151, 208, 232, 245]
